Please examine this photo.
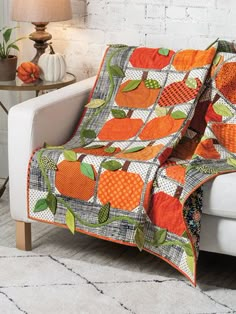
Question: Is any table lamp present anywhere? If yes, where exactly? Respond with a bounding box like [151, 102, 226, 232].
[11, 0, 72, 63]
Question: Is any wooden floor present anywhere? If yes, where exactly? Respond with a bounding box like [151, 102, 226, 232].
[1, 180, 236, 289]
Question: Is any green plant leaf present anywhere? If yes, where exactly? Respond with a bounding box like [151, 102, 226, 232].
[101, 160, 122, 171]
[104, 147, 116, 153]
[63, 150, 77, 161]
[185, 78, 197, 89]
[66, 209, 75, 234]
[158, 48, 170, 56]
[186, 255, 194, 275]
[171, 110, 187, 119]
[123, 146, 145, 153]
[213, 54, 221, 65]
[111, 109, 127, 119]
[184, 242, 194, 257]
[135, 225, 144, 251]
[227, 157, 236, 168]
[122, 80, 142, 92]
[110, 65, 125, 77]
[80, 162, 95, 180]
[85, 99, 105, 109]
[144, 79, 161, 89]
[155, 107, 168, 117]
[82, 129, 97, 139]
[98, 202, 110, 224]
[41, 156, 58, 171]
[8, 44, 19, 51]
[33, 198, 48, 212]
[46, 192, 57, 215]
[213, 103, 233, 117]
[3, 28, 12, 43]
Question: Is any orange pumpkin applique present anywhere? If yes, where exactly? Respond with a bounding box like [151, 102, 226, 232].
[215, 62, 236, 104]
[172, 47, 216, 71]
[139, 115, 184, 140]
[148, 191, 186, 236]
[115, 80, 160, 109]
[98, 118, 143, 141]
[116, 144, 164, 161]
[166, 165, 186, 185]
[73, 146, 121, 156]
[98, 170, 144, 211]
[55, 160, 96, 200]
[211, 124, 236, 153]
[130, 47, 175, 69]
[158, 78, 202, 107]
[195, 138, 221, 159]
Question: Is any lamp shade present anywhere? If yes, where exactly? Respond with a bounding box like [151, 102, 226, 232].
[11, 0, 72, 23]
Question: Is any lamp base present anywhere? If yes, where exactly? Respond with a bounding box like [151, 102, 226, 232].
[29, 22, 52, 64]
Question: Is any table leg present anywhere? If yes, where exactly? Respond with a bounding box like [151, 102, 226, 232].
[0, 100, 9, 198]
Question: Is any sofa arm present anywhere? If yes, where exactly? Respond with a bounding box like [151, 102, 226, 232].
[8, 76, 96, 222]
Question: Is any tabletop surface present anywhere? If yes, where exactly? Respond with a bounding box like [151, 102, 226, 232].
[0, 72, 76, 91]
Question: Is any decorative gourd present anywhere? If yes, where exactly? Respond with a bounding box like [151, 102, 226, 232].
[17, 62, 40, 83]
[38, 44, 66, 82]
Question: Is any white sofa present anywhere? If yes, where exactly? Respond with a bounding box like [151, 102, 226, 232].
[8, 76, 236, 256]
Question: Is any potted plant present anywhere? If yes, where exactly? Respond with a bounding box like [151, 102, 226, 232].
[0, 26, 25, 81]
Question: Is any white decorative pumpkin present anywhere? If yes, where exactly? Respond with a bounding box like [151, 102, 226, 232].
[38, 44, 66, 82]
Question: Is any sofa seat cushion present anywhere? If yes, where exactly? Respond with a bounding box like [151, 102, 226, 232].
[202, 172, 236, 219]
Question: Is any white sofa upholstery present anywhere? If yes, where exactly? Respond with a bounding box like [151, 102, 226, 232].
[8, 76, 236, 256]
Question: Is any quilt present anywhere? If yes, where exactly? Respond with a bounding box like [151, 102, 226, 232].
[27, 41, 236, 285]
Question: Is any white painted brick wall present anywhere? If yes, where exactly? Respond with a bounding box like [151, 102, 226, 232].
[13, 0, 236, 80]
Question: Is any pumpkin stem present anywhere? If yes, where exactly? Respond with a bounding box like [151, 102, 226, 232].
[48, 42, 55, 55]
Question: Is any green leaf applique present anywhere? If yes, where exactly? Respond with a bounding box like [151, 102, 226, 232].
[186, 255, 194, 275]
[66, 209, 75, 234]
[98, 202, 110, 224]
[101, 160, 122, 171]
[158, 48, 170, 56]
[155, 106, 168, 117]
[213, 54, 221, 66]
[153, 228, 167, 247]
[144, 79, 161, 89]
[123, 146, 145, 153]
[85, 99, 106, 109]
[82, 129, 97, 139]
[184, 242, 194, 257]
[84, 144, 105, 149]
[122, 80, 142, 92]
[111, 109, 127, 119]
[213, 103, 233, 117]
[104, 147, 116, 153]
[41, 156, 58, 171]
[63, 150, 77, 161]
[171, 110, 187, 119]
[135, 225, 145, 251]
[46, 192, 57, 215]
[182, 230, 189, 238]
[33, 198, 48, 212]
[227, 157, 236, 168]
[110, 65, 125, 77]
[80, 162, 95, 180]
[185, 78, 198, 89]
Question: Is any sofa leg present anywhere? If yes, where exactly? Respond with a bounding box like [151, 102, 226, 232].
[16, 221, 32, 251]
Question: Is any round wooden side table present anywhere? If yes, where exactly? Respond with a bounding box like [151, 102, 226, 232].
[0, 72, 76, 197]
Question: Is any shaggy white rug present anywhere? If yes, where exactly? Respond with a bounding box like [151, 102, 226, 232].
[0, 246, 236, 314]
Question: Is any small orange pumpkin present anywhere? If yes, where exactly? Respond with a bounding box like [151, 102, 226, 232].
[17, 62, 40, 83]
